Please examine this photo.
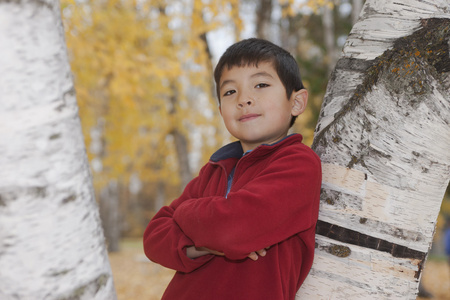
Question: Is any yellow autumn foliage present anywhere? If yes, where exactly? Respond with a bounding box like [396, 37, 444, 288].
[62, 0, 240, 194]
[281, 0, 335, 17]
[62, 0, 328, 211]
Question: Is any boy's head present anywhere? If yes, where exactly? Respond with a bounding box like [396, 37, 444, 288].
[214, 38, 305, 127]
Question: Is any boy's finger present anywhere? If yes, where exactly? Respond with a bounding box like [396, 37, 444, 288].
[211, 250, 225, 256]
[257, 249, 267, 257]
[248, 252, 258, 261]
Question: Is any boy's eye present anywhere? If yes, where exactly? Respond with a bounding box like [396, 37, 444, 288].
[223, 90, 236, 97]
[255, 83, 269, 89]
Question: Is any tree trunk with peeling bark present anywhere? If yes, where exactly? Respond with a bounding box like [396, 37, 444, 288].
[298, 0, 450, 299]
[0, 0, 117, 299]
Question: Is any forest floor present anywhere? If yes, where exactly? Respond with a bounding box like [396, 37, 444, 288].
[418, 256, 450, 300]
[109, 238, 174, 300]
[110, 239, 450, 300]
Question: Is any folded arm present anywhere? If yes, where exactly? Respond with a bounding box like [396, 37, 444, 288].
[173, 148, 321, 260]
[186, 246, 268, 261]
[143, 174, 214, 273]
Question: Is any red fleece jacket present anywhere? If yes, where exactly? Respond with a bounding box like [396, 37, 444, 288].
[143, 134, 321, 300]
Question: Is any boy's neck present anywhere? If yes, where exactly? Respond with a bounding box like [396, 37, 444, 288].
[240, 133, 289, 152]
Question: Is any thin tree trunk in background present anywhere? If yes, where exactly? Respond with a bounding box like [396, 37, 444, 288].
[100, 180, 120, 252]
[155, 181, 166, 212]
[298, 0, 450, 298]
[256, 0, 273, 40]
[160, 65, 191, 194]
[0, 0, 116, 299]
[200, 32, 217, 99]
[352, 0, 364, 25]
[159, 3, 192, 191]
[169, 80, 192, 190]
[279, 6, 303, 62]
[322, 4, 337, 75]
[91, 118, 122, 253]
[170, 122, 192, 190]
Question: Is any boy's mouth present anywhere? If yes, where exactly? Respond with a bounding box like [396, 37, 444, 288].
[239, 114, 260, 122]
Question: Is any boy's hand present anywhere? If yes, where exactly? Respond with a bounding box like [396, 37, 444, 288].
[247, 247, 270, 261]
[187, 246, 270, 261]
[199, 247, 225, 257]
[186, 246, 224, 259]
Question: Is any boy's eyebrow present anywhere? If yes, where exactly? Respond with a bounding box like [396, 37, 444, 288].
[220, 71, 274, 89]
[250, 71, 274, 79]
[220, 79, 235, 90]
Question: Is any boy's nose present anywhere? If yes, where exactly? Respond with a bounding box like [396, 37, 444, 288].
[238, 100, 252, 107]
[237, 93, 254, 107]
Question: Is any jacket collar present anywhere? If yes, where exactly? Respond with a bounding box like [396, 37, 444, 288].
[210, 134, 302, 163]
[210, 141, 243, 162]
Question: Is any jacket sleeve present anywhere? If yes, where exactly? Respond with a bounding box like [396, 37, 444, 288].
[173, 146, 321, 261]
[143, 168, 213, 273]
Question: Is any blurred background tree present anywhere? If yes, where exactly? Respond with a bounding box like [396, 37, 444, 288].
[60, 0, 449, 256]
[62, 0, 241, 250]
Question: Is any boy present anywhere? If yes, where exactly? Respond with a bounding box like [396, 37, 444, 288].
[143, 38, 321, 300]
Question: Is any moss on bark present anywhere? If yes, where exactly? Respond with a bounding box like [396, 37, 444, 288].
[313, 18, 450, 155]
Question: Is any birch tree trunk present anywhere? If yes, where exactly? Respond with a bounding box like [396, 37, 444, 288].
[0, 0, 116, 299]
[298, 0, 450, 299]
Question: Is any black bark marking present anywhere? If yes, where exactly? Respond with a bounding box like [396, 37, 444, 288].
[335, 57, 374, 72]
[320, 188, 363, 210]
[61, 194, 77, 204]
[34, 186, 47, 198]
[50, 133, 61, 140]
[316, 220, 426, 278]
[58, 273, 110, 300]
[332, 135, 342, 143]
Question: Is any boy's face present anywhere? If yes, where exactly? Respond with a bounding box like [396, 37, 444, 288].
[218, 62, 308, 152]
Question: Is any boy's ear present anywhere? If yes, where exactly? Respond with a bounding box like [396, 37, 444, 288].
[291, 89, 308, 116]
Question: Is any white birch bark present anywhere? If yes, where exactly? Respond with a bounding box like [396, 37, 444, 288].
[297, 0, 450, 298]
[0, 0, 117, 299]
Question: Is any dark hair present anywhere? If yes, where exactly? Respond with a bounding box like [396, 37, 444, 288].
[213, 38, 305, 126]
